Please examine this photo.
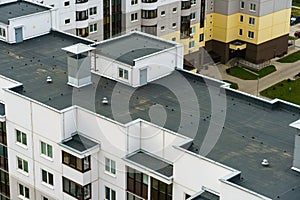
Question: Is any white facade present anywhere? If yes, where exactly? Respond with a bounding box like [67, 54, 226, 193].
[0, 81, 275, 199]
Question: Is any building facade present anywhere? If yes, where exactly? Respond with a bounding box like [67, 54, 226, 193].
[28, 0, 291, 65]
[1, 1, 300, 200]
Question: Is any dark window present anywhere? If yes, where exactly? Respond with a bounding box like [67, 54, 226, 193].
[103, 0, 111, 39]
[64, 1, 70, 6]
[142, 0, 157, 2]
[141, 9, 157, 19]
[76, 0, 88, 3]
[127, 166, 148, 199]
[200, 0, 205, 28]
[0, 170, 10, 197]
[180, 16, 190, 39]
[62, 151, 91, 172]
[240, 15, 243, 22]
[63, 177, 91, 200]
[181, 1, 191, 10]
[0, 122, 7, 146]
[65, 19, 71, 24]
[76, 27, 89, 37]
[151, 178, 172, 200]
[141, 25, 157, 35]
[76, 10, 88, 21]
[199, 33, 204, 42]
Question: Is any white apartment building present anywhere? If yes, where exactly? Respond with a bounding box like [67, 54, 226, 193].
[1, 1, 300, 200]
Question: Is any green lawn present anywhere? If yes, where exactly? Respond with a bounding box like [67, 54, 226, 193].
[226, 65, 276, 80]
[292, 7, 300, 16]
[277, 50, 300, 63]
[223, 80, 239, 89]
[260, 79, 300, 105]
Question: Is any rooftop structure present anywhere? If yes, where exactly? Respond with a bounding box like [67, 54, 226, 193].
[0, 0, 49, 24]
[1, 30, 300, 200]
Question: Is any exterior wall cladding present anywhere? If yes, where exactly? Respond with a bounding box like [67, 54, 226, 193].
[34, 0, 291, 64]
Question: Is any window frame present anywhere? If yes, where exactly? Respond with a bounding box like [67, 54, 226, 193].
[249, 17, 255, 25]
[131, 0, 138, 6]
[16, 130, 27, 147]
[131, 13, 138, 22]
[240, 1, 245, 9]
[190, 12, 196, 20]
[41, 169, 54, 187]
[89, 23, 97, 33]
[41, 141, 53, 159]
[248, 31, 254, 39]
[89, 6, 97, 16]
[18, 183, 30, 199]
[105, 186, 116, 200]
[62, 151, 91, 173]
[189, 41, 195, 49]
[63, 177, 91, 200]
[118, 68, 129, 80]
[249, 3, 256, 12]
[105, 157, 116, 175]
[17, 156, 29, 174]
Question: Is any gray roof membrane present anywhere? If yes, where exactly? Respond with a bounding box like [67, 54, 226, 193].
[0, 31, 300, 199]
[0, 1, 50, 24]
[126, 150, 173, 178]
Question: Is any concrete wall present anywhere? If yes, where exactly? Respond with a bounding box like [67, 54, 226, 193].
[7, 11, 51, 43]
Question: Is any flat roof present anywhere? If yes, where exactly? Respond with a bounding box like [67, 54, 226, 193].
[126, 150, 173, 178]
[0, 1, 50, 24]
[0, 31, 300, 199]
[61, 132, 98, 153]
[95, 32, 175, 65]
[189, 191, 220, 200]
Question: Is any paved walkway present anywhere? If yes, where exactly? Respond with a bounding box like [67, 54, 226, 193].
[198, 49, 300, 97]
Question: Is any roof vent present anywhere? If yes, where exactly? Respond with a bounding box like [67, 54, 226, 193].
[261, 159, 269, 167]
[102, 97, 109, 105]
[46, 76, 52, 83]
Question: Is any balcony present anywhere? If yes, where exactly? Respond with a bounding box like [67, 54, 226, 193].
[141, 0, 158, 10]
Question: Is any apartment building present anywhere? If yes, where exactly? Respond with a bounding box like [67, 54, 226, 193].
[1, 1, 300, 200]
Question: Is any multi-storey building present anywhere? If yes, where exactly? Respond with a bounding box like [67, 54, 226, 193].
[28, 0, 291, 65]
[1, 1, 300, 200]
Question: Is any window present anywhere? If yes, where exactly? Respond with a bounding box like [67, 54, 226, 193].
[190, 12, 196, 20]
[65, 19, 70, 24]
[17, 157, 28, 173]
[76, 27, 89, 37]
[172, 23, 177, 28]
[76, 0, 88, 3]
[189, 41, 195, 48]
[240, 15, 243, 22]
[41, 141, 52, 158]
[63, 177, 91, 200]
[171, 37, 176, 41]
[191, 0, 196, 6]
[42, 169, 54, 186]
[89, 7, 97, 15]
[199, 33, 204, 42]
[105, 157, 116, 175]
[16, 130, 27, 146]
[76, 10, 88, 21]
[127, 167, 148, 199]
[172, 7, 177, 13]
[131, 0, 138, 5]
[161, 11, 165, 16]
[105, 186, 116, 200]
[141, 9, 157, 19]
[190, 26, 195, 35]
[64, 1, 70, 6]
[42, 196, 49, 200]
[248, 31, 254, 39]
[249, 17, 255, 25]
[240, 1, 244, 9]
[239, 29, 243, 36]
[250, 3, 256, 11]
[161, 26, 165, 31]
[118, 68, 128, 80]
[131, 13, 138, 22]
[89, 23, 97, 33]
[62, 151, 91, 172]
[19, 183, 29, 199]
[151, 178, 172, 200]
[181, 1, 191, 9]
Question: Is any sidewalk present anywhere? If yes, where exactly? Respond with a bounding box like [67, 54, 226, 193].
[198, 46, 300, 97]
